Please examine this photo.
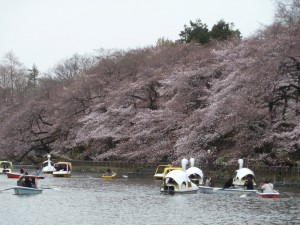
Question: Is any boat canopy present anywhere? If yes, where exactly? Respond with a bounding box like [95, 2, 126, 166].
[165, 170, 189, 185]
[54, 162, 72, 171]
[0, 161, 13, 168]
[186, 167, 203, 178]
[154, 164, 173, 174]
[235, 168, 255, 180]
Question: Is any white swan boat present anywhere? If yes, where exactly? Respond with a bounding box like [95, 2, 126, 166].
[42, 154, 55, 174]
[233, 159, 256, 187]
[160, 159, 198, 194]
[186, 158, 204, 185]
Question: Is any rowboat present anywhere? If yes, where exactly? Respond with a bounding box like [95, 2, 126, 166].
[0, 161, 13, 173]
[255, 191, 280, 198]
[101, 172, 117, 179]
[42, 154, 55, 174]
[6, 172, 45, 179]
[53, 162, 72, 177]
[160, 159, 198, 194]
[13, 186, 43, 195]
[198, 186, 257, 195]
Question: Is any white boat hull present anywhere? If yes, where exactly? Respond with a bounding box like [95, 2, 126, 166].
[154, 173, 164, 180]
[14, 186, 43, 195]
[42, 166, 55, 174]
[160, 187, 198, 194]
[198, 186, 256, 195]
[53, 171, 71, 177]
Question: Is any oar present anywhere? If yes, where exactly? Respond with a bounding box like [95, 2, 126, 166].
[0, 188, 14, 192]
[240, 191, 257, 198]
[278, 191, 292, 198]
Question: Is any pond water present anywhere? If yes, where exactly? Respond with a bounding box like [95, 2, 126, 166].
[0, 172, 299, 225]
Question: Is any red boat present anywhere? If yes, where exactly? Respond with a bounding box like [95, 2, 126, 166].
[256, 191, 280, 198]
[6, 172, 45, 180]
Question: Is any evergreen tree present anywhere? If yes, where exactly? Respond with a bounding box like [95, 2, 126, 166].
[28, 64, 39, 87]
[178, 19, 210, 44]
[210, 19, 241, 40]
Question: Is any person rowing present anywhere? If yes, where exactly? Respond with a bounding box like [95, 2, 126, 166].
[258, 180, 275, 193]
[223, 178, 235, 189]
[17, 174, 34, 188]
[106, 168, 112, 176]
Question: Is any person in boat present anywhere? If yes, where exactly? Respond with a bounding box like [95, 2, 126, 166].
[20, 167, 24, 174]
[106, 168, 112, 176]
[23, 176, 32, 188]
[244, 176, 254, 190]
[223, 178, 235, 189]
[34, 167, 41, 176]
[31, 177, 37, 188]
[259, 180, 274, 193]
[205, 177, 212, 187]
[17, 175, 25, 186]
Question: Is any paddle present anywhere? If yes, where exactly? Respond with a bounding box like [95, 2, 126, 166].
[0, 188, 14, 192]
[240, 192, 255, 198]
[278, 191, 292, 198]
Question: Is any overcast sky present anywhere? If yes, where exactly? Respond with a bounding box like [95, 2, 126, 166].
[0, 0, 276, 73]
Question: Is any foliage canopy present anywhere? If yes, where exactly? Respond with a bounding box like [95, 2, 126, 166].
[178, 19, 241, 44]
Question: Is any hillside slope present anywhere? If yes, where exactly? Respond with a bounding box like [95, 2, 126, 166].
[0, 19, 299, 166]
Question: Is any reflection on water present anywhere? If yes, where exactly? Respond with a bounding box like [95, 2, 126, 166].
[1, 172, 299, 225]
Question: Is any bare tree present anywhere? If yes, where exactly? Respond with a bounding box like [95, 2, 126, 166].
[53, 53, 96, 80]
[0, 51, 27, 104]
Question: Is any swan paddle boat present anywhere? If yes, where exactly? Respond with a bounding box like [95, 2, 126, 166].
[42, 154, 55, 174]
[101, 172, 117, 179]
[233, 159, 256, 187]
[160, 159, 198, 194]
[186, 158, 204, 185]
[0, 161, 13, 173]
[13, 186, 43, 195]
[6, 172, 45, 179]
[53, 162, 72, 177]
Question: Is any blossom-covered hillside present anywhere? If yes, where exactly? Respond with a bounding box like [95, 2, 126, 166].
[0, 1, 299, 165]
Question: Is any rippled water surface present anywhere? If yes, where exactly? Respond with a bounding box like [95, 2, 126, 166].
[1, 172, 299, 225]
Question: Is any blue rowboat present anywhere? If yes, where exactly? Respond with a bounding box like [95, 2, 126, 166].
[13, 186, 43, 195]
[198, 186, 256, 195]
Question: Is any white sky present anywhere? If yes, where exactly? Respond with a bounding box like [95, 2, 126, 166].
[0, 0, 276, 73]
